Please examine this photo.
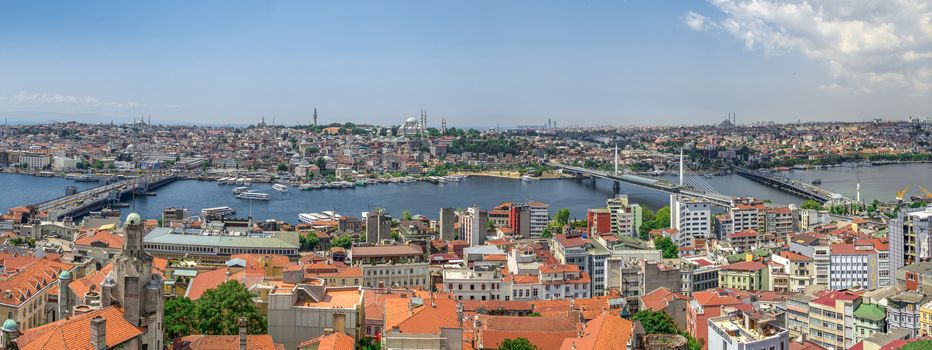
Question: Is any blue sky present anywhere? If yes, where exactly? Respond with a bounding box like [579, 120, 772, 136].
[0, 1, 929, 126]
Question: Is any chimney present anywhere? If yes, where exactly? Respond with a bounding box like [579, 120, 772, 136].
[238, 317, 248, 350]
[90, 316, 106, 350]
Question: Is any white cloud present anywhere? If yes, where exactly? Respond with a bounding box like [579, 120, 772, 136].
[689, 0, 932, 93]
[685, 11, 712, 31]
[13, 92, 140, 108]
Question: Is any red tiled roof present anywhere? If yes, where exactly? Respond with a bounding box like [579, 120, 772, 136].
[728, 229, 758, 239]
[69, 262, 113, 299]
[173, 334, 282, 350]
[640, 287, 688, 312]
[811, 290, 860, 307]
[16, 306, 143, 350]
[721, 261, 767, 272]
[778, 251, 812, 261]
[297, 331, 354, 350]
[0, 258, 72, 306]
[558, 312, 633, 350]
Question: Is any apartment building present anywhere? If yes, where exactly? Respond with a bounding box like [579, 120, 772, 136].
[0, 259, 74, 330]
[267, 284, 363, 350]
[607, 195, 642, 237]
[829, 242, 888, 290]
[726, 229, 759, 253]
[807, 290, 861, 350]
[718, 261, 769, 291]
[707, 310, 789, 350]
[350, 245, 428, 289]
[671, 195, 711, 248]
[771, 250, 814, 293]
[460, 206, 488, 246]
[889, 207, 932, 280]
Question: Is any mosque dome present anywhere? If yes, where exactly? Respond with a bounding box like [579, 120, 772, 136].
[406, 117, 417, 123]
[59, 270, 71, 280]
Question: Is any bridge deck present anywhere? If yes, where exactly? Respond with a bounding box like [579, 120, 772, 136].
[554, 164, 736, 205]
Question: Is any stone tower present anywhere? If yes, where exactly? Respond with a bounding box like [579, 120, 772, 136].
[57, 269, 72, 321]
[103, 213, 164, 350]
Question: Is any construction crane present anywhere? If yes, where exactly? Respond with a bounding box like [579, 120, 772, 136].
[896, 184, 910, 201]
[921, 186, 932, 199]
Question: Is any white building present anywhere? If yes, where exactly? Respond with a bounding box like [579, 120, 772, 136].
[607, 195, 642, 237]
[20, 153, 50, 169]
[52, 156, 78, 170]
[460, 206, 488, 246]
[527, 202, 550, 238]
[707, 310, 789, 350]
[671, 194, 711, 248]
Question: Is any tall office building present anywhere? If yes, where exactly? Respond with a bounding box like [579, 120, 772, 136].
[670, 194, 711, 248]
[889, 206, 932, 279]
[439, 207, 456, 241]
[365, 209, 392, 243]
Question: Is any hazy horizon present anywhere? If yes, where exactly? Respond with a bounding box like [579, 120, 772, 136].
[1, 1, 929, 126]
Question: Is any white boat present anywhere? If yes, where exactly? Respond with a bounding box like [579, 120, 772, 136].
[236, 192, 270, 201]
[243, 178, 252, 185]
[232, 186, 251, 194]
[201, 206, 236, 217]
[521, 175, 540, 182]
[235, 178, 245, 185]
[299, 184, 314, 190]
[272, 184, 288, 192]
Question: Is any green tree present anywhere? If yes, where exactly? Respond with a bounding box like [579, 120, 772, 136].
[401, 209, 413, 221]
[499, 337, 538, 350]
[299, 233, 320, 251]
[332, 234, 353, 249]
[554, 208, 571, 226]
[633, 310, 702, 350]
[164, 297, 197, 340]
[638, 206, 671, 240]
[654, 236, 679, 259]
[801, 199, 823, 210]
[194, 280, 267, 335]
[901, 340, 932, 350]
[276, 163, 289, 172]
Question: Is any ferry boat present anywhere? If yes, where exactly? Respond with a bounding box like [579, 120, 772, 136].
[234, 178, 245, 185]
[236, 192, 270, 201]
[272, 184, 289, 192]
[243, 178, 253, 185]
[201, 206, 236, 218]
[232, 186, 251, 194]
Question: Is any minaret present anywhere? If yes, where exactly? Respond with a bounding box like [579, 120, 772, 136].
[441, 117, 447, 135]
[313, 108, 318, 127]
[421, 109, 427, 133]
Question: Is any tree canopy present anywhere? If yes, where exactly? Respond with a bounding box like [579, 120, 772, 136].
[654, 236, 679, 259]
[554, 208, 571, 226]
[639, 206, 671, 240]
[499, 337, 539, 350]
[195, 280, 267, 336]
[632, 310, 701, 350]
[299, 233, 319, 251]
[331, 234, 353, 248]
[163, 281, 267, 342]
[801, 199, 823, 210]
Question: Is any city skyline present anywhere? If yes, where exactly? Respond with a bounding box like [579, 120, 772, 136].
[1, 1, 930, 126]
